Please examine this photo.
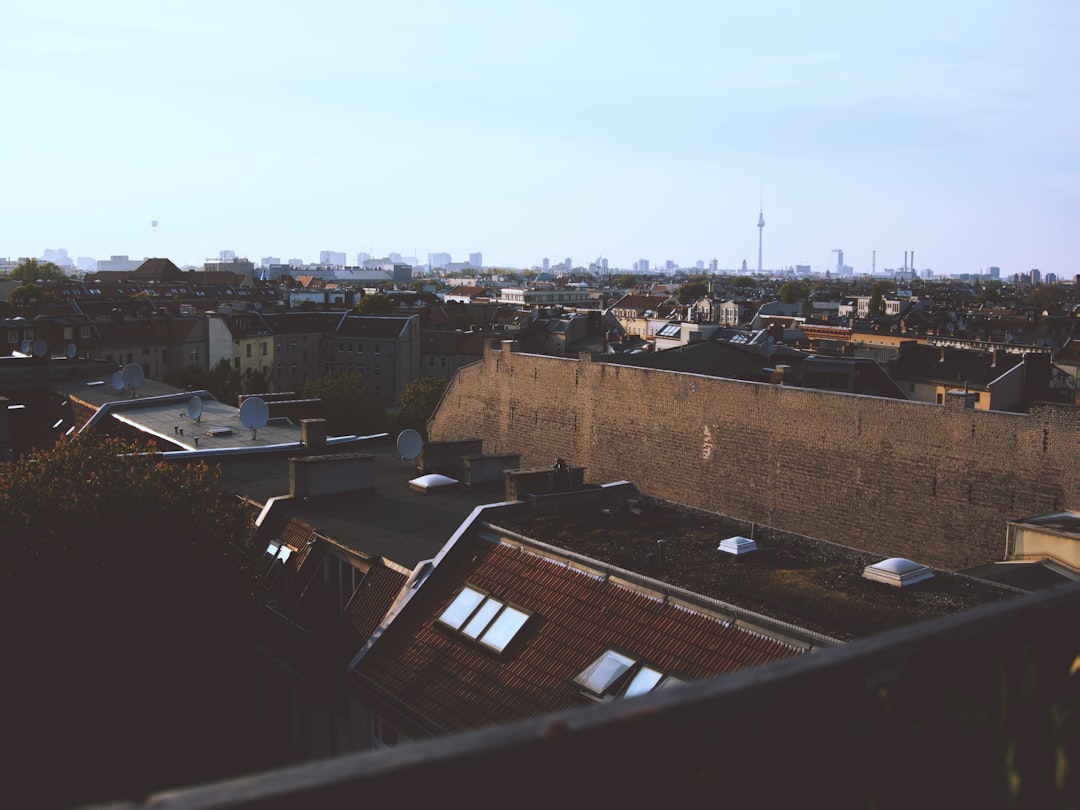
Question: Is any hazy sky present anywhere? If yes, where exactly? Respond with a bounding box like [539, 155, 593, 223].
[3, 1, 1077, 276]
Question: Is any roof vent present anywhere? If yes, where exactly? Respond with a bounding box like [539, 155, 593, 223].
[718, 535, 758, 555]
[863, 557, 935, 587]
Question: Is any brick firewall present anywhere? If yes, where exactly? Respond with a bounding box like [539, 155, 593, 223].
[429, 343, 1078, 571]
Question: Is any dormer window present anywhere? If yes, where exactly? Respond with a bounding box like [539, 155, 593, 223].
[438, 586, 530, 653]
[575, 649, 683, 701]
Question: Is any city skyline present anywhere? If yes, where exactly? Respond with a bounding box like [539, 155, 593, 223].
[3, 1, 1078, 277]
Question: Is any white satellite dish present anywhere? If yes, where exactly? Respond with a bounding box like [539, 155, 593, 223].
[238, 396, 269, 439]
[121, 363, 144, 393]
[31, 339, 47, 358]
[187, 396, 203, 422]
[112, 370, 124, 391]
[396, 428, 423, 461]
[65, 343, 77, 360]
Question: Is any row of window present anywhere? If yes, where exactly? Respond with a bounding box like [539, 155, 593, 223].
[438, 585, 684, 702]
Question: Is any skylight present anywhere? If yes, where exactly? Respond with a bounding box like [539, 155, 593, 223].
[438, 586, 531, 653]
[575, 650, 682, 701]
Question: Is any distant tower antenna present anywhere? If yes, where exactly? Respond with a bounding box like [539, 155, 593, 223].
[756, 189, 765, 274]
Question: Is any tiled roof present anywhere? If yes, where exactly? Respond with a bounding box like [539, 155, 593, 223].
[349, 530, 802, 735]
[341, 565, 410, 647]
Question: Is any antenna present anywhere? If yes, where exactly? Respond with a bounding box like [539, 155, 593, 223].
[120, 363, 144, 396]
[396, 428, 422, 461]
[238, 396, 269, 440]
[186, 395, 203, 422]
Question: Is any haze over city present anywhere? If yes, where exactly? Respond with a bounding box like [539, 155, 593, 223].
[3, 1, 1078, 276]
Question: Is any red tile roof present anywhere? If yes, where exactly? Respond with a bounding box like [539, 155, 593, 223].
[349, 529, 802, 735]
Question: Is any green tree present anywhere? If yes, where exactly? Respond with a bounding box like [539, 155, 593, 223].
[612, 273, 639, 289]
[166, 357, 244, 404]
[977, 280, 1004, 305]
[1024, 284, 1067, 310]
[356, 293, 396, 315]
[678, 279, 709, 302]
[0, 434, 265, 805]
[777, 280, 809, 305]
[8, 282, 56, 306]
[732, 275, 756, 288]
[7, 257, 66, 283]
[868, 280, 894, 317]
[394, 376, 449, 439]
[301, 371, 384, 435]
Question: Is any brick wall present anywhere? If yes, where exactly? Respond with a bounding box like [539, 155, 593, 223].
[429, 343, 1079, 571]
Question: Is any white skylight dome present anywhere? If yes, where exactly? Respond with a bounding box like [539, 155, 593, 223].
[718, 535, 758, 555]
[409, 473, 460, 494]
[863, 557, 935, 587]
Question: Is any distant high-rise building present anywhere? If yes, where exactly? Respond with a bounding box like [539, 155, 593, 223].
[75, 257, 96, 272]
[542, 258, 550, 271]
[709, 259, 718, 273]
[634, 259, 650, 273]
[1029, 268, 1041, 286]
[696, 260, 705, 270]
[428, 252, 452, 269]
[288, 258, 304, 268]
[665, 260, 676, 271]
[320, 251, 347, 267]
[43, 248, 72, 268]
[564, 258, 572, 271]
[756, 199, 765, 274]
[469, 252, 483, 268]
[220, 250, 237, 260]
[988, 266, 1001, 280]
[1046, 272, 1057, 284]
[261, 257, 280, 268]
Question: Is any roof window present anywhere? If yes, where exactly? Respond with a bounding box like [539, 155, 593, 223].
[438, 586, 530, 653]
[575, 649, 683, 701]
[862, 557, 935, 587]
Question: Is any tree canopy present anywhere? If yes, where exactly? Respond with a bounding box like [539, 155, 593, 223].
[1024, 283, 1067, 310]
[0, 434, 268, 805]
[300, 371, 384, 435]
[356, 293, 396, 315]
[5, 257, 66, 283]
[394, 376, 449, 439]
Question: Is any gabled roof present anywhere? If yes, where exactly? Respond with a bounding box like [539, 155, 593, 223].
[334, 315, 413, 339]
[348, 527, 803, 736]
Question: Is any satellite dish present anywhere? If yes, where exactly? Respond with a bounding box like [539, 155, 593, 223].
[238, 396, 269, 439]
[186, 396, 203, 421]
[65, 343, 77, 360]
[120, 363, 144, 393]
[112, 370, 124, 391]
[31, 339, 47, 358]
[396, 428, 423, 461]
[20, 339, 30, 354]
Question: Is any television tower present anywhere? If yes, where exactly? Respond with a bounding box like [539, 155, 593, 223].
[756, 193, 765, 274]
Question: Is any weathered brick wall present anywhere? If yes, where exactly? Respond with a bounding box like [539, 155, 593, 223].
[430, 343, 1079, 571]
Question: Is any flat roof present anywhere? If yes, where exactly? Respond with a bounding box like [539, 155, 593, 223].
[215, 436, 503, 570]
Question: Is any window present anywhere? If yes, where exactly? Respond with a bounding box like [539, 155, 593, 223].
[262, 342, 268, 356]
[63, 326, 74, 340]
[247, 344, 252, 358]
[574, 649, 682, 701]
[234, 357, 241, 369]
[7, 330, 17, 344]
[438, 586, 530, 652]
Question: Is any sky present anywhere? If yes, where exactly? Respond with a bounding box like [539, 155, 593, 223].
[2, 1, 1078, 277]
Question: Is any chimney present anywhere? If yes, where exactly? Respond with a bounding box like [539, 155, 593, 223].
[301, 418, 327, 450]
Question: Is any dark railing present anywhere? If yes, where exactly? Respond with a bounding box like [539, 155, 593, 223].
[112, 581, 1079, 810]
